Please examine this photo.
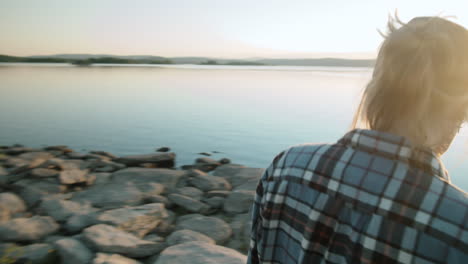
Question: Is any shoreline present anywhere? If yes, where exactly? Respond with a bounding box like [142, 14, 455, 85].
[0, 144, 260, 263]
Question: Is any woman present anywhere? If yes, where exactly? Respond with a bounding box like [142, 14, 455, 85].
[248, 15, 468, 264]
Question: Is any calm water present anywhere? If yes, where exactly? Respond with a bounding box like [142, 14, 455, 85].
[1, 63, 467, 191]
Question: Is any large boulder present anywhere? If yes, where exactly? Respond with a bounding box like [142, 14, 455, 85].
[114, 152, 175, 168]
[38, 199, 96, 222]
[213, 164, 264, 188]
[188, 170, 231, 192]
[82, 224, 164, 258]
[59, 168, 90, 185]
[15, 178, 66, 206]
[111, 168, 186, 190]
[154, 242, 247, 264]
[54, 238, 94, 264]
[168, 194, 209, 213]
[175, 214, 232, 244]
[0, 216, 59, 242]
[223, 190, 256, 214]
[166, 229, 215, 246]
[93, 253, 142, 264]
[0, 243, 58, 264]
[72, 181, 144, 209]
[0, 192, 27, 214]
[95, 203, 168, 237]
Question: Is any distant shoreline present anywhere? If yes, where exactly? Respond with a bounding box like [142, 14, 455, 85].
[0, 54, 376, 68]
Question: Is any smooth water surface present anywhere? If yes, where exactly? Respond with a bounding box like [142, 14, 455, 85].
[1, 63, 467, 191]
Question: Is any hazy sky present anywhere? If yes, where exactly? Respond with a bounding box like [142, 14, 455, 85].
[1, 0, 467, 59]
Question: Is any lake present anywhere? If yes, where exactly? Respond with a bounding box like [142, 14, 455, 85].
[1, 63, 467, 191]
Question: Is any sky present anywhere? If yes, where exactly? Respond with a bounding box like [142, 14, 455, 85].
[1, 0, 467, 59]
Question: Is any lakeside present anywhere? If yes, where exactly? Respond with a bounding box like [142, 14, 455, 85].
[0, 144, 258, 263]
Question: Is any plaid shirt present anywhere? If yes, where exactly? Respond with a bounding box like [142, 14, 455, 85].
[248, 129, 468, 264]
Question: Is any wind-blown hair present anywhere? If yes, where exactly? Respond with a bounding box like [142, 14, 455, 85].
[352, 14, 468, 152]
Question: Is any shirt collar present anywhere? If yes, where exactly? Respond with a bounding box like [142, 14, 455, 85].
[338, 129, 450, 182]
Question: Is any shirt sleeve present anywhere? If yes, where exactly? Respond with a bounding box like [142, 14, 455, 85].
[247, 150, 286, 264]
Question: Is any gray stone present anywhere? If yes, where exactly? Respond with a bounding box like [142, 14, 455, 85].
[72, 181, 144, 208]
[65, 213, 99, 233]
[176, 214, 232, 244]
[228, 213, 252, 252]
[166, 229, 215, 246]
[205, 190, 231, 198]
[213, 164, 264, 188]
[138, 182, 165, 196]
[93, 253, 142, 264]
[59, 168, 89, 185]
[203, 196, 225, 209]
[111, 168, 186, 190]
[115, 152, 175, 167]
[223, 190, 255, 214]
[39, 199, 96, 221]
[95, 203, 168, 237]
[188, 169, 231, 192]
[0, 192, 27, 214]
[154, 242, 247, 264]
[0, 166, 8, 184]
[29, 168, 59, 178]
[0, 216, 59, 242]
[145, 194, 172, 208]
[16, 179, 66, 206]
[17, 151, 54, 161]
[54, 238, 94, 264]
[172, 186, 203, 200]
[89, 150, 118, 159]
[82, 224, 164, 258]
[168, 194, 209, 213]
[2, 243, 58, 264]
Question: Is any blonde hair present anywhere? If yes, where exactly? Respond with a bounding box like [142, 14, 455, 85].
[352, 14, 468, 151]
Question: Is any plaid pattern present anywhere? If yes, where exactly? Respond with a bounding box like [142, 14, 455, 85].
[247, 129, 468, 264]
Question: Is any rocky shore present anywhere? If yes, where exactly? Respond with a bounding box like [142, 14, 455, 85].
[0, 144, 263, 264]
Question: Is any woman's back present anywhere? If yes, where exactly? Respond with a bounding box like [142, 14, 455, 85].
[247, 129, 467, 263]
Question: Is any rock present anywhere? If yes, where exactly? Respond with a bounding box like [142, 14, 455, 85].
[59, 169, 89, 185]
[223, 190, 255, 214]
[166, 229, 215, 246]
[219, 158, 231, 164]
[30, 168, 59, 177]
[188, 169, 231, 191]
[205, 190, 231, 198]
[0, 216, 59, 242]
[0, 243, 58, 264]
[65, 213, 98, 233]
[93, 253, 142, 264]
[176, 214, 232, 244]
[39, 199, 96, 221]
[0, 166, 8, 184]
[203, 196, 225, 209]
[3, 157, 29, 169]
[43, 145, 72, 152]
[0, 204, 11, 222]
[15, 178, 65, 206]
[37, 158, 67, 170]
[143, 234, 164, 243]
[193, 157, 221, 172]
[233, 178, 259, 192]
[213, 164, 264, 188]
[111, 168, 186, 190]
[138, 182, 165, 197]
[172, 186, 203, 200]
[89, 150, 118, 159]
[72, 181, 144, 209]
[145, 194, 172, 208]
[3, 147, 40, 155]
[67, 152, 88, 159]
[17, 151, 54, 161]
[156, 147, 170, 152]
[95, 203, 168, 237]
[82, 224, 165, 258]
[198, 152, 211, 156]
[168, 194, 210, 213]
[54, 238, 94, 264]
[0, 192, 27, 214]
[114, 152, 175, 168]
[228, 213, 251, 252]
[154, 242, 247, 264]
[90, 172, 112, 185]
[88, 159, 126, 173]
